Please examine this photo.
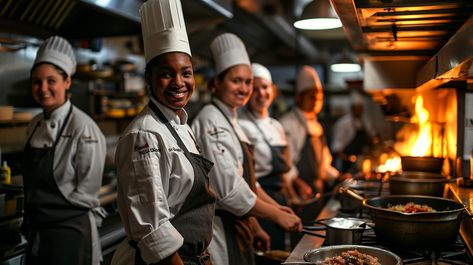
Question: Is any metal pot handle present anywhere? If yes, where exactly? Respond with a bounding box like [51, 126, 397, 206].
[339, 187, 366, 202]
[302, 219, 327, 238]
[301, 229, 325, 238]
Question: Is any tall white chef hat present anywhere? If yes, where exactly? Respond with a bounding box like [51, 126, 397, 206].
[252, 63, 272, 83]
[140, 0, 191, 64]
[295, 65, 322, 94]
[33, 36, 76, 76]
[210, 33, 251, 75]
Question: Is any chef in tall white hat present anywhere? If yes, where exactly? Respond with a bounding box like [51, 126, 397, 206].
[279, 65, 340, 217]
[23, 35, 106, 265]
[192, 35, 301, 265]
[111, 0, 216, 264]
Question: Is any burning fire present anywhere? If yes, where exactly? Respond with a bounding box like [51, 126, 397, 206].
[377, 94, 438, 173]
[393, 95, 436, 157]
[410, 96, 432, 156]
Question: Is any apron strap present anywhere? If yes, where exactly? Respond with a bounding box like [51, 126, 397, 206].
[148, 100, 190, 154]
[243, 108, 274, 148]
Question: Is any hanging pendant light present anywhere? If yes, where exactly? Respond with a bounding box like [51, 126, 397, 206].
[294, 0, 342, 30]
[330, 49, 361, 72]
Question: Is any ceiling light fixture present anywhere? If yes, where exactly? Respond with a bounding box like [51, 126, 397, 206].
[294, 0, 342, 30]
[330, 50, 361, 72]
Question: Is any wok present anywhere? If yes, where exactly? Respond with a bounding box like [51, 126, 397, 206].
[303, 245, 402, 265]
[344, 189, 465, 249]
[388, 171, 449, 197]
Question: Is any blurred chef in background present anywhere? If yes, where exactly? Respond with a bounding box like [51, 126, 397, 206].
[192, 33, 301, 265]
[23, 35, 106, 265]
[239, 62, 295, 251]
[279, 65, 340, 200]
[331, 90, 378, 173]
[111, 0, 216, 264]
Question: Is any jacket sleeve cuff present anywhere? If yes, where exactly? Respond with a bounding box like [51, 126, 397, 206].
[219, 179, 257, 217]
[138, 220, 183, 264]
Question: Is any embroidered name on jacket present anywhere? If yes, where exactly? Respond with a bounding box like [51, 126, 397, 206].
[135, 142, 160, 155]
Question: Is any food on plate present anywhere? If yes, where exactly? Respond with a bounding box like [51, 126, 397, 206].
[318, 249, 380, 265]
[387, 202, 436, 213]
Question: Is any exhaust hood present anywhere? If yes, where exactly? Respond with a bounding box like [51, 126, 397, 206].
[330, 0, 473, 91]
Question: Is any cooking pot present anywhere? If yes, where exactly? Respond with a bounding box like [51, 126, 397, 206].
[303, 245, 402, 265]
[302, 217, 368, 245]
[401, 156, 443, 173]
[388, 171, 449, 196]
[343, 188, 465, 249]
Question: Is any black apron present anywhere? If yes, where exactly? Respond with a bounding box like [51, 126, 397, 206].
[292, 112, 327, 225]
[22, 105, 92, 265]
[244, 109, 291, 192]
[245, 109, 291, 250]
[212, 103, 256, 265]
[129, 101, 216, 265]
[341, 125, 369, 173]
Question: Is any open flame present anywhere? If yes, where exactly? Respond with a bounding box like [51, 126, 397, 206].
[376, 95, 437, 173]
[409, 96, 432, 156]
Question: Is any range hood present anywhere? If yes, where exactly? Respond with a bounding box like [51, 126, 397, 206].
[330, 0, 473, 91]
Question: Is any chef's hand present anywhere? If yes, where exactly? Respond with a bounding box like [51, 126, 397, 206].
[292, 177, 313, 200]
[249, 217, 270, 252]
[275, 209, 302, 233]
[278, 205, 295, 215]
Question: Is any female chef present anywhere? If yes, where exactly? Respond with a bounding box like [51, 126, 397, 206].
[239, 63, 295, 251]
[23, 35, 106, 265]
[191, 33, 301, 265]
[111, 0, 216, 264]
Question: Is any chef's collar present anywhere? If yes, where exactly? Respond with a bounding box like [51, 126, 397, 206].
[150, 97, 188, 125]
[44, 100, 71, 120]
[213, 98, 237, 120]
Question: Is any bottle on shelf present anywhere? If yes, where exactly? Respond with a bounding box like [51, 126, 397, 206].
[1, 161, 11, 185]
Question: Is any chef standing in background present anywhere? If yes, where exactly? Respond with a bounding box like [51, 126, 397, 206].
[192, 33, 301, 265]
[22, 35, 106, 265]
[279, 66, 340, 204]
[331, 91, 378, 173]
[239, 63, 295, 251]
[111, 0, 216, 264]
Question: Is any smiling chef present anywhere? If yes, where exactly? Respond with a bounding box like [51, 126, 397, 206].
[110, 0, 216, 264]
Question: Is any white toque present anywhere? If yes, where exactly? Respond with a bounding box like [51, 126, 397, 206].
[296, 65, 322, 94]
[210, 33, 250, 75]
[251, 63, 272, 83]
[34, 36, 76, 76]
[140, 0, 191, 63]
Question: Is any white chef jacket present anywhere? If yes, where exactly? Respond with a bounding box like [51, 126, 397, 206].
[191, 99, 257, 265]
[278, 107, 339, 182]
[238, 109, 288, 179]
[111, 98, 199, 265]
[331, 113, 376, 153]
[26, 99, 106, 265]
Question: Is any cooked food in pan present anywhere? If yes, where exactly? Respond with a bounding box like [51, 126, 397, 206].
[387, 202, 436, 213]
[319, 249, 381, 265]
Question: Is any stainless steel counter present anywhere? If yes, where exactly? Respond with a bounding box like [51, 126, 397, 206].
[283, 199, 340, 264]
[446, 183, 473, 257]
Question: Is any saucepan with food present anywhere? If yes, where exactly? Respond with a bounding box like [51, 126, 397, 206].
[342, 188, 465, 249]
[303, 245, 402, 265]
